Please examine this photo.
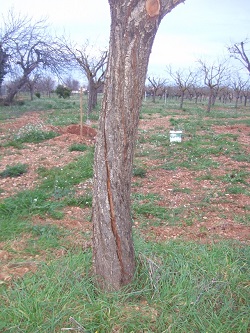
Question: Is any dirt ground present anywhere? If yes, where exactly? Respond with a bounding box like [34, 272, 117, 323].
[0, 111, 249, 282]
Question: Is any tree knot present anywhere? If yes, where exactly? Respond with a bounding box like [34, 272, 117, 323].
[145, 0, 160, 17]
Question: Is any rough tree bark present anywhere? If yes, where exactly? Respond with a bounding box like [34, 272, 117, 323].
[92, 0, 185, 291]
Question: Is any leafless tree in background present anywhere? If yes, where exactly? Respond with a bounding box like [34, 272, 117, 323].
[64, 76, 80, 91]
[37, 76, 55, 97]
[147, 76, 166, 102]
[166, 65, 197, 109]
[0, 43, 8, 96]
[0, 10, 63, 104]
[241, 84, 250, 106]
[24, 73, 40, 100]
[228, 40, 250, 75]
[230, 74, 249, 108]
[198, 59, 229, 112]
[59, 39, 107, 115]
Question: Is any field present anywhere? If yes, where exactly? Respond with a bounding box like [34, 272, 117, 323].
[0, 95, 249, 332]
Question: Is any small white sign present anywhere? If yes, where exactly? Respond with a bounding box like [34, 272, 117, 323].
[170, 130, 182, 143]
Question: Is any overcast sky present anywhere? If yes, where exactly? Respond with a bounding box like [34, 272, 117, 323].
[1, 0, 250, 79]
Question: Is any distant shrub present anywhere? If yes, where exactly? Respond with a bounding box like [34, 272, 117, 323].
[0, 163, 28, 178]
[16, 100, 25, 106]
[35, 92, 41, 98]
[55, 85, 71, 99]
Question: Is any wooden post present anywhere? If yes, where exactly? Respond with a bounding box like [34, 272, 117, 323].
[80, 87, 83, 138]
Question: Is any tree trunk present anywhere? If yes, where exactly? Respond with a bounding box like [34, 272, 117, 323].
[180, 91, 184, 109]
[92, 0, 184, 291]
[87, 79, 99, 115]
[244, 95, 247, 106]
[4, 76, 28, 104]
[4, 67, 36, 104]
[235, 95, 239, 108]
[92, 86, 98, 109]
[152, 90, 156, 103]
[207, 89, 213, 112]
[29, 86, 34, 101]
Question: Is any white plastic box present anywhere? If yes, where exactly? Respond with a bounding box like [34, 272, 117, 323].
[169, 130, 182, 143]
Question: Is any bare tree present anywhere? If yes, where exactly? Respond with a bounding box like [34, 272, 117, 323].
[147, 76, 166, 102]
[228, 39, 250, 75]
[92, 0, 185, 291]
[241, 84, 250, 106]
[0, 43, 8, 96]
[60, 39, 107, 115]
[37, 75, 55, 97]
[0, 10, 62, 104]
[64, 76, 80, 91]
[24, 73, 40, 100]
[190, 82, 204, 104]
[166, 65, 197, 109]
[198, 59, 229, 112]
[230, 74, 249, 108]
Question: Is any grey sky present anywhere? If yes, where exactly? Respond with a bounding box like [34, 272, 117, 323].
[1, 0, 250, 78]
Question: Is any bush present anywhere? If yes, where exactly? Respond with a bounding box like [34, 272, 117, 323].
[55, 85, 71, 99]
[35, 92, 41, 98]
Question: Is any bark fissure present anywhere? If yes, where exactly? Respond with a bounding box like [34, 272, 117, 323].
[103, 113, 126, 282]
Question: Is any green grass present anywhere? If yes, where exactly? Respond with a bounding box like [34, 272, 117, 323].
[0, 95, 80, 121]
[0, 96, 250, 332]
[158, 130, 243, 171]
[38, 150, 94, 194]
[225, 185, 250, 195]
[27, 224, 67, 252]
[0, 240, 249, 332]
[234, 213, 250, 226]
[0, 150, 94, 242]
[132, 193, 184, 226]
[232, 153, 250, 162]
[63, 192, 93, 208]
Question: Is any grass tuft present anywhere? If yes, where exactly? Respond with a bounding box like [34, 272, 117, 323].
[0, 163, 28, 178]
[69, 143, 88, 152]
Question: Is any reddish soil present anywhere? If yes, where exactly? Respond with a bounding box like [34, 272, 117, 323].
[0, 111, 249, 282]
